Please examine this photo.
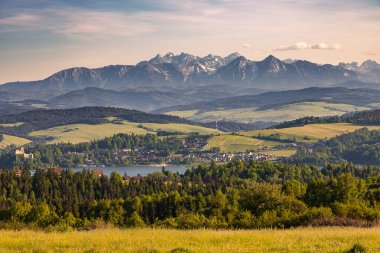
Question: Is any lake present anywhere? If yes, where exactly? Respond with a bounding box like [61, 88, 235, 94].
[72, 165, 190, 177]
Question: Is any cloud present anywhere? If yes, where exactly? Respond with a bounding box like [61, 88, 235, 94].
[0, 8, 157, 38]
[273, 41, 341, 51]
[55, 9, 156, 38]
[0, 14, 40, 25]
[242, 43, 252, 48]
[365, 50, 377, 56]
[311, 42, 341, 50]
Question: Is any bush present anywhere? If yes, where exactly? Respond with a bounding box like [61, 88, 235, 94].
[345, 243, 366, 253]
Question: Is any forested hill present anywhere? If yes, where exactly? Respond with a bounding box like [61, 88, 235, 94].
[0, 107, 256, 136]
[273, 109, 380, 129]
[0, 107, 192, 136]
[292, 128, 380, 165]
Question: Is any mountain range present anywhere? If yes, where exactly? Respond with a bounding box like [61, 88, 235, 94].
[0, 52, 379, 118]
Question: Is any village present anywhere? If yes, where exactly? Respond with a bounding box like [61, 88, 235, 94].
[13, 133, 296, 172]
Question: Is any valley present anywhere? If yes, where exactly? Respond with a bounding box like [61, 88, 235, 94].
[2, 0, 380, 251]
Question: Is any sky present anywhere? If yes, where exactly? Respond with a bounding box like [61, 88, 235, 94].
[0, 0, 379, 83]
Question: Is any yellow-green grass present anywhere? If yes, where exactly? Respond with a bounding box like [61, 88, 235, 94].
[0, 227, 379, 252]
[29, 121, 219, 144]
[166, 102, 369, 123]
[0, 122, 24, 127]
[140, 122, 219, 135]
[0, 134, 31, 149]
[30, 103, 48, 108]
[241, 123, 380, 143]
[165, 109, 199, 118]
[259, 149, 298, 157]
[207, 134, 281, 152]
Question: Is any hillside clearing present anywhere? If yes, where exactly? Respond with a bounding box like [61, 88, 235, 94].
[166, 102, 369, 123]
[0, 134, 31, 149]
[29, 121, 219, 144]
[0, 227, 378, 252]
[0, 122, 24, 127]
[207, 134, 281, 152]
[240, 123, 380, 143]
[259, 149, 297, 157]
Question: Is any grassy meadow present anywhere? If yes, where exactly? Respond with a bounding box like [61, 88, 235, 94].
[0, 227, 379, 252]
[29, 120, 219, 144]
[166, 102, 370, 123]
[0, 122, 24, 127]
[207, 134, 281, 152]
[240, 123, 380, 143]
[25, 120, 380, 155]
[0, 134, 31, 149]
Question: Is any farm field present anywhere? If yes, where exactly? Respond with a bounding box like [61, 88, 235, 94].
[0, 122, 24, 127]
[166, 102, 370, 123]
[0, 134, 31, 149]
[207, 134, 281, 152]
[29, 120, 219, 144]
[0, 227, 378, 252]
[240, 123, 380, 143]
[259, 149, 297, 157]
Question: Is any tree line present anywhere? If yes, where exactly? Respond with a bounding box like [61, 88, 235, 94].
[292, 128, 380, 165]
[0, 160, 379, 230]
[273, 109, 380, 129]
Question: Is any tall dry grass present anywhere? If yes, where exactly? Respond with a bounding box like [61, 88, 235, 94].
[0, 227, 378, 252]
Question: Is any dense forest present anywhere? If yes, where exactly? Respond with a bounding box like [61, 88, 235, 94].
[0, 160, 379, 230]
[292, 128, 380, 165]
[273, 109, 380, 129]
[0, 133, 186, 169]
[0, 107, 255, 137]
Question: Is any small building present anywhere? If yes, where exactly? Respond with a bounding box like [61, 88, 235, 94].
[15, 147, 34, 159]
[52, 167, 63, 175]
[92, 168, 104, 177]
[13, 169, 22, 176]
[122, 148, 132, 153]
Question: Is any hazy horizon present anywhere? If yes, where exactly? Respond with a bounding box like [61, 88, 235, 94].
[1, 0, 379, 83]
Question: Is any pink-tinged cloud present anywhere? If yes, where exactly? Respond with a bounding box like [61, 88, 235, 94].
[274, 42, 342, 51]
[0, 14, 40, 25]
[242, 43, 252, 49]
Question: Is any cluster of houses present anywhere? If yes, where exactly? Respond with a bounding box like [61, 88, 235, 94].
[184, 151, 278, 163]
[12, 134, 296, 168]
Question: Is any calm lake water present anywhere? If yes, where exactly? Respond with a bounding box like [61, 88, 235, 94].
[72, 165, 190, 177]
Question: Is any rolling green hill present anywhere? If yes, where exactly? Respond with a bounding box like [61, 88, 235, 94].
[159, 87, 380, 123]
[168, 102, 369, 123]
[240, 123, 380, 143]
[29, 120, 219, 144]
[0, 134, 31, 149]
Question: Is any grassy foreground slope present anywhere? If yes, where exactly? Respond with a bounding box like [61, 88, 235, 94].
[29, 120, 219, 144]
[0, 134, 31, 148]
[0, 228, 379, 252]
